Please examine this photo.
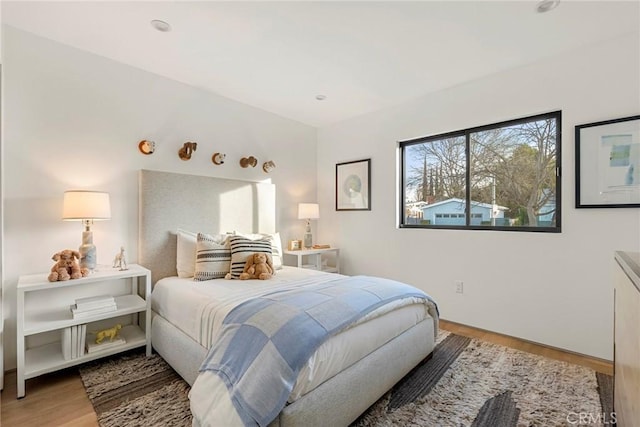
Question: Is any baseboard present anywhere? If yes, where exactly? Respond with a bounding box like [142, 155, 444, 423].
[439, 318, 614, 367]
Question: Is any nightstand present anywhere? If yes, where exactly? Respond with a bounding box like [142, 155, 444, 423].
[16, 264, 151, 398]
[283, 248, 340, 273]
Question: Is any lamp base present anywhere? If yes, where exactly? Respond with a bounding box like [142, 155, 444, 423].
[303, 232, 313, 249]
[79, 230, 97, 270]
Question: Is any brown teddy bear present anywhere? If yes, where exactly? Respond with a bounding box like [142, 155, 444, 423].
[48, 249, 89, 282]
[239, 252, 274, 280]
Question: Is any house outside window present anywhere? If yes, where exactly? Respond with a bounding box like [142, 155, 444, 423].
[399, 111, 561, 232]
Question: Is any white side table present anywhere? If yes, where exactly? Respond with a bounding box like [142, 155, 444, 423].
[283, 248, 340, 273]
[16, 264, 151, 398]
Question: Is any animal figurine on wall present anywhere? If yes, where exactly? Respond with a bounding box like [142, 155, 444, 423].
[212, 152, 226, 165]
[48, 249, 90, 282]
[263, 160, 276, 173]
[179, 142, 197, 160]
[240, 156, 258, 168]
[138, 139, 155, 155]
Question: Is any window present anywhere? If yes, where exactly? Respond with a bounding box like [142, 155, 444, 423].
[400, 111, 561, 232]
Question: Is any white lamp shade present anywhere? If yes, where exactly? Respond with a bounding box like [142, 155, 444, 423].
[298, 203, 319, 220]
[62, 191, 111, 220]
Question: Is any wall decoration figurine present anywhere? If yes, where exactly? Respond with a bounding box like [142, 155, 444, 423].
[240, 156, 258, 168]
[112, 246, 128, 271]
[178, 142, 197, 160]
[48, 249, 90, 282]
[212, 152, 226, 165]
[263, 160, 276, 173]
[138, 139, 155, 155]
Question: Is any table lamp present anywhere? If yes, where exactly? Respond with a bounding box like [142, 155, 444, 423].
[62, 190, 111, 271]
[298, 203, 319, 249]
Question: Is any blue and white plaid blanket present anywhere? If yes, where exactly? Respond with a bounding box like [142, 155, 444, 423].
[199, 275, 438, 426]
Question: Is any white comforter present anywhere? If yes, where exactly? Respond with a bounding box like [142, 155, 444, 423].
[151, 267, 437, 426]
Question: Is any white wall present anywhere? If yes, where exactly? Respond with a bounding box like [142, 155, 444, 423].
[317, 32, 640, 360]
[2, 26, 317, 370]
[0, 5, 3, 387]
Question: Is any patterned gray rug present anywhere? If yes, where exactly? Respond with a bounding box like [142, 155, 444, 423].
[79, 332, 612, 427]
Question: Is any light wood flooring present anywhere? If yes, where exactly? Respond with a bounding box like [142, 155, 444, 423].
[1, 319, 613, 426]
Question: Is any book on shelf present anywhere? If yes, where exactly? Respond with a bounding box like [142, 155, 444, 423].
[61, 327, 72, 361]
[71, 304, 117, 319]
[71, 325, 78, 359]
[85, 335, 126, 354]
[78, 324, 87, 357]
[75, 295, 116, 310]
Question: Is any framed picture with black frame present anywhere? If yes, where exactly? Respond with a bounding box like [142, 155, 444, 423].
[336, 159, 371, 211]
[575, 115, 640, 208]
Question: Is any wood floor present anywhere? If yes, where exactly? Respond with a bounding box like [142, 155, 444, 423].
[1, 320, 613, 426]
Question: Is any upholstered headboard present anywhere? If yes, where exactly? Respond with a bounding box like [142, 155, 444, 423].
[138, 169, 276, 283]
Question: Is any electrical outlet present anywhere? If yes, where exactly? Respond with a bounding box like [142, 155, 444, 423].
[455, 280, 464, 294]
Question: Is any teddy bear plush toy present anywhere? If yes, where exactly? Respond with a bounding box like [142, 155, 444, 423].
[239, 252, 275, 280]
[48, 249, 90, 282]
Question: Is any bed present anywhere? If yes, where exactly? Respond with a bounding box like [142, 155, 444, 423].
[138, 169, 439, 427]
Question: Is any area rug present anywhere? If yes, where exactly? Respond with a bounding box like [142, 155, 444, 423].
[79, 351, 191, 427]
[79, 332, 613, 427]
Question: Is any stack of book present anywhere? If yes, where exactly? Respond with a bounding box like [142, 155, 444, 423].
[71, 295, 117, 319]
[61, 324, 87, 360]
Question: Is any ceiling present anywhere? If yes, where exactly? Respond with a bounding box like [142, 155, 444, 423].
[2, 1, 639, 127]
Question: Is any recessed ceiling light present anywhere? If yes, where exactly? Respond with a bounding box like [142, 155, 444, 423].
[151, 20, 171, 32]
[536, 0, 560, 13]
[315, 95, 327, 101]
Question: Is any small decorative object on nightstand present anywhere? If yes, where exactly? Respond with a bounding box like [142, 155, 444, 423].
[283, 247, 340, 274]
[288, 240, 302, 251]
[112, 246, 128, 271]
[48, 249, 89, 282]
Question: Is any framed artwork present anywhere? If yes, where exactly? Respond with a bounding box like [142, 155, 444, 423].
[287, 240, 302, 251]
[576, 115, 640, 208]
[336, 159, 371, 211]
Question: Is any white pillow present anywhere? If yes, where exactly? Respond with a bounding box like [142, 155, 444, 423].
[176, 229, 230, 278]
[176, 229, 197, 278]
[227, 235, 273, 279]
[237, 232, 283, 270]
[194, 233, 232, 281]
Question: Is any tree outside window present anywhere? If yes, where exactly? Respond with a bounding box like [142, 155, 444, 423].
[400, 111, 561, 232]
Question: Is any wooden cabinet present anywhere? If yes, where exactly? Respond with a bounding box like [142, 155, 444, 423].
[613, 251, 640, 425]
[16, 264, 151, 398]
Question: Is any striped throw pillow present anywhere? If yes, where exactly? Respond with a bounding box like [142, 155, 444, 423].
[194, 233, 231, 281]
[228, 235, 272, 279]
[236, 232, 283, 270]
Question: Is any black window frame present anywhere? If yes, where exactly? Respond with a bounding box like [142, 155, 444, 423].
[399, 111, 562, 233]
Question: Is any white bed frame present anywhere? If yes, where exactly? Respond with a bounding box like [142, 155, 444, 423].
[138, 169, 436, 426]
